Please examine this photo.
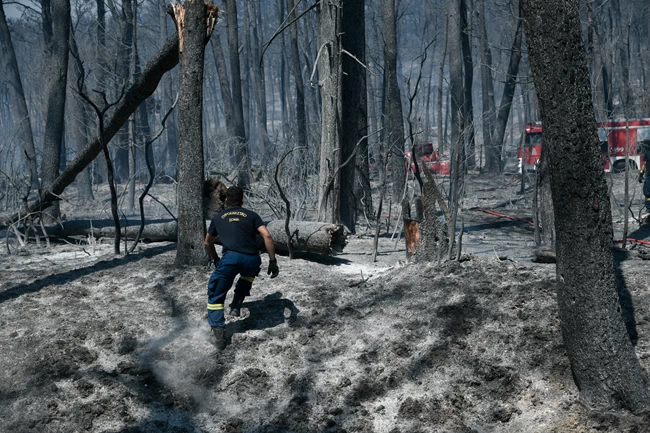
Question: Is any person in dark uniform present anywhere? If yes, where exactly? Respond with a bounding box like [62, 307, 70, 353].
[204, 186, 279, 350]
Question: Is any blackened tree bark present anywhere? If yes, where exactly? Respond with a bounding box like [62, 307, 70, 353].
[382, 0, 406, 202]
[340, 0, 367, 234]
[447, 0, 464, 255]
[41, 0, 71, 221]
[112, 0, 134, 184]
[159, 0, 177, 178]
[245, 1, 272, 163]
[0, 1, 40, 191]
[490, 0, 523, 173]
[287, 0, 308, 154]
[210, 29, 235, 135]
[223, 0, 250, 188]
[437, 16, 448, 154]
[69, 32, 94, 201]
[460, 0, 476, 170]
[522, 0, 650, 413]
[478, 0, 497, 172]
[93, 0, 109, 184]
[171, 0, 210, 266]
[317, 0, 342, 223]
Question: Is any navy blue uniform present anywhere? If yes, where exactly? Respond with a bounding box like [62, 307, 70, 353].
[207, 207, 264, 328]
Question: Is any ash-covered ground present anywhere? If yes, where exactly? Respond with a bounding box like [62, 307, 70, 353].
[2, 172, 650, 433]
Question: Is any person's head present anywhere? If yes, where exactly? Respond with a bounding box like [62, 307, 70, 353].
[225, 186, 244, 207]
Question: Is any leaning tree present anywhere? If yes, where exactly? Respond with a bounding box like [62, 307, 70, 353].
[522, 0, 650, 413]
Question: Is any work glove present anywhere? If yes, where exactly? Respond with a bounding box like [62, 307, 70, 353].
[213, 257, 220, 269]
[267, 259, 279, 279]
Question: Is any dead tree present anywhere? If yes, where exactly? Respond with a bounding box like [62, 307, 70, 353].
[169, 0, 218, 266]
[223, 0, 250, 188]
[487, 0, 523, 173]
[316, 0, 343, 224]
[40, 0, 71, 222]
[382, 0, 407, 202]
[522, 0, 650, 413]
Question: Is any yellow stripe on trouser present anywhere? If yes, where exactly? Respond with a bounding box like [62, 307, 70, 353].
[239, 276, 255, 283]
[207, 303, 224, 310]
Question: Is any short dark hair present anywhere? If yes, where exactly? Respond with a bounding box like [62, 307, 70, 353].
[226, 186, 244, 205]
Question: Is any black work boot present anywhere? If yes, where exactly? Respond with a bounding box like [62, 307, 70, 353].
[212, 327, 226, 351]
[229, 293, 245, 317]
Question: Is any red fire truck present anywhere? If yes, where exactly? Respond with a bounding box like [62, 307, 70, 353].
[405, 142, 451, 175]
[518, 119, 650, 172]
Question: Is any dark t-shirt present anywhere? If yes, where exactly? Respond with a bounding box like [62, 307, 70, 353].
[208, 206, 264, 255]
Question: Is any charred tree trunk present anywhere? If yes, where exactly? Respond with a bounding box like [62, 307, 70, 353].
[40, 0, 71, 221]
[286, 0, 309, 172]
[382, 0, 406, 202]
[69, 32, 94, 202]
[490, 0, 523, 173]
[170, 0, 211, 266]
[437, 16, 448, 154]
[447, 0, 464, 255]
[522, 0, 650, 413]
[223, 0, 250, 188]
[246, 1, 272, 164]
[210, 29, 235, 137]
[340, 0, 367, 234]
[93, 0, 109, 184]
[317, 0, 343, 224]
[478, 0, 497, 173]
[0, 2, 39, 193]
[460, 0, 476, 170]
[158, 0, 178, 179]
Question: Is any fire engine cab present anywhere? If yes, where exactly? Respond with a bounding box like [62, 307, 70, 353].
[517, 119, 650, 172]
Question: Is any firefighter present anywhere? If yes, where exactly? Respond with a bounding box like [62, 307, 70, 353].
[638, 145, 650, 219]
[204, 186, 279, 350]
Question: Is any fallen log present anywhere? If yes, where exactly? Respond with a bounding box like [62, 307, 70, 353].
[44, 219, 349, 255]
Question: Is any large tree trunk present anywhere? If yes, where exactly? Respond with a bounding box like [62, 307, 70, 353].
[478, 0, 497, 173]
[223, 0, 250, 188]
[522, 0, 650, 413]
[340, 0, 367, 234]
[447, 0, 464, 256]
[0, 2, 39, 192]
[171, 0, 210, 266]
[40, 0, 71, 221]
[490, 1, 523, 173]
[382, 0, 406, 202]
[317, 0, 343, 224]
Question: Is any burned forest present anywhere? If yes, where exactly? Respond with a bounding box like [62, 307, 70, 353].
[2, 0, 650, 432]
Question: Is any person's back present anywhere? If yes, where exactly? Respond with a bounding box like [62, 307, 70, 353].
[209, 206, 263, 255]
[203, 186, 279, 351]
